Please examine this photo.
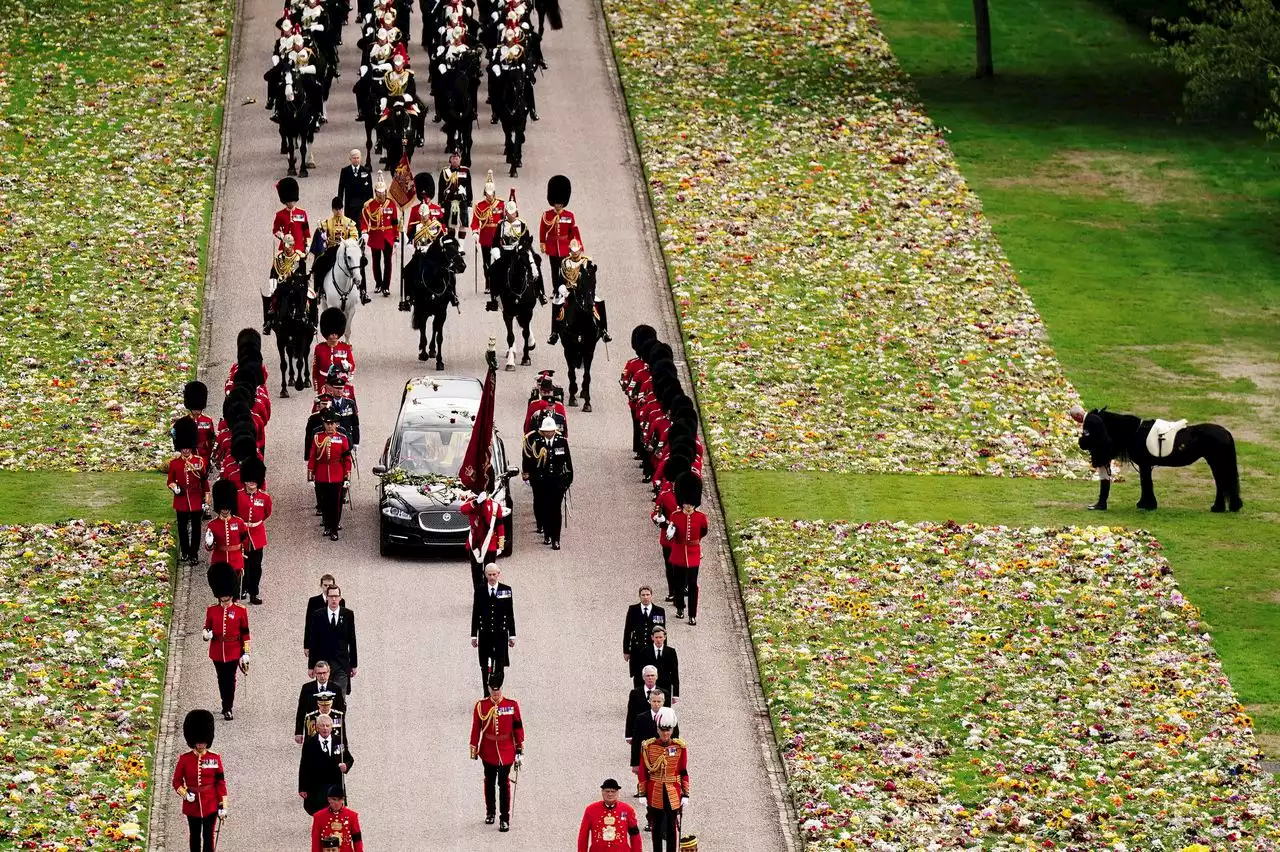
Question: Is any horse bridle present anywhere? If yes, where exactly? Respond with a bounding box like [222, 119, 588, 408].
[331, 245, 359, 308]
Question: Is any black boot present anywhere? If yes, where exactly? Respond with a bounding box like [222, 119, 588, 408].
[261, 296, 273, 335]
[1088, 480, 1110, 511]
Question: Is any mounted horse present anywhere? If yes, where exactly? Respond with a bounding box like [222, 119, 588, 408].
[493, 53, 530, 177]
[318, 237, 365, 340]
[269, 267, 317, 397]
[378, 98, 420, 171]
[277, 69, 316, 177]
[405, 219, 466, 368]
[437, 48, 481, 166]
[556, 256, 605, 412]
[487, 236, 542, 369]
[1076, 407, 1242, 513]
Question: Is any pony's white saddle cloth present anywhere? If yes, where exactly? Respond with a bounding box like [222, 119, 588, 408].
[1146, 418, 1187, 458]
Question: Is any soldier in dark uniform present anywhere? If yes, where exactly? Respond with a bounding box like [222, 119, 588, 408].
[521, 415, 572, 549]
[438, 148, 472, 237]
[296, 661, 348, 743]
[470, 563, 516, 694]
[301, 690, 348, 745]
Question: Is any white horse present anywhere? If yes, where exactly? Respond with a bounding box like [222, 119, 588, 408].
[318, 238, 364, 341]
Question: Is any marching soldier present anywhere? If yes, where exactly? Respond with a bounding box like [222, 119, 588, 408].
[314, 196, 371, 304]
[360, 172, 400, 296]
[205, 480, 249, 585]
[666, 473, 708, 624]
[296, 661, 348, 743]
[438, 148, 472, 238]
[323, 366, 362, 448]
[471, 564, 516, 693]
[523, 371, 567, 436]
[182, 380, 217, 469]
[169, 418, 209, 567]
[637, 708, 689, 852]
[265, 233, 308, 336]
[521, 416, 572, 549]
[203, 562, 252, 721]
[307, 409, 354, 541]
[578, 779, 643, 852]
[468, 671, 523, 832]
[469, 170, 504, 279]
[309, 785, 364, 851]
[272, 176, 311, 253]
[236, 458, 272, 606]
[539, 174, 581, 296]
[460, 490, 508, 593]
[172, 710, 227, 852]
[313, 308, 358, 390]
[337, 150, 375, 227]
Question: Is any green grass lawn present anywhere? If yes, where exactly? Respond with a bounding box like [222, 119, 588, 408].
[0, 472, 170, 526]
[719, 0, 1280, 739]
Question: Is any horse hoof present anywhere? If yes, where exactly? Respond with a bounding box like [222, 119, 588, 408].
[521, 355, 531, 366]
[300, 168, 309, 178]
[428, 344, 437, 358]
[582, 401, 592, 413]
[280, 388, 290, 399]
[504, 363, 515, 372]
[294, 379, 306, 391]
[1137, 502, 1157, 511]
[418, 350, 429, 361]
[567, 396, 577, 407]
[436, 359, 444, 371]
[527, 341, 535, 351]
[1211, 504, 1226, 513]
[287, 165, 298, 176]
[1231, 500, 1244, 512]
[509, 167, 518, 178]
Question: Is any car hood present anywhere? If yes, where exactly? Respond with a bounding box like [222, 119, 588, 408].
[382, 482, 506, 512]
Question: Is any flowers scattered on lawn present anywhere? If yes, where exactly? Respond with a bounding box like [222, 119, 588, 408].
[0, 521, 172, 850]
[0, 0, 231, 471]
[738, 519, 1280, 848]
[603, 0, 1085, 476]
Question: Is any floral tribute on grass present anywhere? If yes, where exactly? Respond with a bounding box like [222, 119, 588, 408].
[0, 0, 231, 471]
[603, 0, 1086, 476]
[738, 519, 1280, 848]
[0, 521, 172, 849]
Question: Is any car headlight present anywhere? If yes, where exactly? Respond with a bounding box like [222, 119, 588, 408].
[381, 505, 413, 521]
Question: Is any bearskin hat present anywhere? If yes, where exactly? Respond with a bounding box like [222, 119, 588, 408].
[646, 342, 674, 367]
[319, 307, 347, 339]
[207, 559, 239, 600]
[662, 450, 692, 481]
[183, 380, 208, 411]
[276, 176, 300, 204]
[546, 174, 571, 207]
[649, 359, 677, 382]
[239, 456, 266, 487]
[668, 395, 696, 419]
[223, 386, 255, 422]
[231, 431, 258, 464]
[414, 171, 435, 201]
[233, 358, 264, 391]
[630, 324, 657, 353]
[674, 471, 703, 508]
[183, 709, 216, 749]
[236, 328, 262, 361]
[488, 670, 505, 690]
[212, 479, 238, 515]
[173, 416, 199, 452]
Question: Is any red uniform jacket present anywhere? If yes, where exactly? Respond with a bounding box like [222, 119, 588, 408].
[313, 341, 356, 391]
[308, 432, 353, 483]
[191, 413, 216, 465]
[236, 488, 273, 550]
[223, 372, 273, 424]
[405, 200, 444, 240]
[578, 800, 643, 852]
[620, 357, 645, 395]
[206, 516, 249, 571]
[461, 497, 507, 556]
[172, 750, 227, 818]
[311, 805, 364, 852]
[205, 602, 250, 663]
[361, 198, 400, 250]
[470, 198, 505, 247]
[524, 398, 568, 436]
[470, 696, 524, 765]
[638, 738, 689, 809]
[168, 455, 209, 513]
[652, 488, 677, 550]
[667, 509, 708, 568]
[539, 208, 581, 257]
[273, 206, 311, 252]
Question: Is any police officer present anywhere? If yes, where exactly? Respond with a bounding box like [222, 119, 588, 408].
[521, 416, 572, 549]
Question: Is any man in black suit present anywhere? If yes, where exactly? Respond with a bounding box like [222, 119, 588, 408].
[298, 714, 355, 814]
[622, 585, 666, 679]
[630, 625, 679, 702]
[471, 564, 516, 694]
[295, 660, 348, 743]
[305, 585, 358, 695]
[304, 573, 344, 617]
[628, 687, 679, 815]
[624, 665, 672, 741]
[336, 149, 374, 225]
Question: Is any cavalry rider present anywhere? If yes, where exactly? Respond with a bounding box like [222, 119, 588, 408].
[266, 21, 304, 116]
[273, 177, 311, 254]
[292, 47, 327, 127]
[438, 148, 472, 237]
[313, 308, 357, 391]
[540, 175, 581, 299]
[549, 237, 611, 345]
[469, 170, 504, 278]
[377, 52, 426, 145]
[524, 371, 568, 436]
[360, 172, 400, 296]
[300, 0, 338, 80]
[265, 233, 309, 336]
[355, 28, 405, 122]
[405, 215, 460, 308]
[486, 201, 544, 311]
[314, 196, 370, 305]
[404, 172, 444, 249]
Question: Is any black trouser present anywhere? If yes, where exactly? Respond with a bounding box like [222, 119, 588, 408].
[649, 802, 680, 852]
[329, 664, 351, 696]
[187, 813, 217, 852]
[632, 418, 643, 456]
[530, 476, 564, 543]
[176, 511, 202, 560]
[673, 563, 700, 618]
[243, 548, 264, 598]
[662, 546, 676, 600]
[261, 295, 272, 327]
[313, 249, 337, 295]
[212, 659, 239, 713]
[547, 254, 565, 294]
[315, 481, 344, 533]
[482, 761, 512, 820]
[477, 639, 506, 693]
[471, 550, 497, 594]
[370, 245, 392, 292]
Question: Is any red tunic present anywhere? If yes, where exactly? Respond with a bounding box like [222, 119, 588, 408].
[469, 696, 524, 765]
[308, 432, 353, 483]
[667, 509, 708, 568]
[405, 200, 444, 240]
[167, 455, 208, 513]
[620, 357, 645, 396]
[361, 198, 400, 250]
[206, 516, 249, 572]
[273, 206, 311, 252]
[313, 341, 356, 391]
[236, 489, 273, 550]
[470, 198, 505, 247]
[205, 602, 250, 662]
[460, 497, 507, 556]
[539, 208, 581, 257]
[190, 413, 217, 465]
[652, 488, 677, 550]
[578, 800, 643, 852]
[311, 806, 364, 852]
[172, 750, 227, 818]
[523, 398, 568, 436]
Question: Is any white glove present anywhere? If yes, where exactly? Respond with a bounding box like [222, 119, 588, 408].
[311, 22, 325, 30]
[654, 513, 666, 526]
[272, 54, 281, 66]
[239, 654, 250, 664]
[202, 629, 213, 641]
[514, 753, 523, 766]
[374, 62, 392, 73]
[492, 64, 502, 77]
[359, 233, 369, 246]
[204, 530, 215, 548]
[665, 523, 676, 541]
[185, 791, 197, 803]
[343, 480, 351, 490]
[437, 63, 447, 75]
[218, 807, 227, 818]
[402, 94, 413, 104]
[680, 797, 689, 808]
[300, 64, 317, 75]
[359, 64, 368, 77]
[490, 247, 501, 262]
[379, 97, 387, 111]
[170, 483, 182, 495]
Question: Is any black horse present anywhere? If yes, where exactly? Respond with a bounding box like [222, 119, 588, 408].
[488, 243, 542, 369]
[278, 73, 315, 178]
[558, 273, 601, 412]
[1077, 408, 1242, 513]
[270, 271, 316, 397]
[378, 100, 419, 171]
[495, 66, 529, 177]
[406, 232, 466, 368]
[437, 51, 481, 166]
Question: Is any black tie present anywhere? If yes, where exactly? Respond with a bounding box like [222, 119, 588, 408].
[656, 648, 661, 659]
[643, 606, 649, 618]
[323, 740, 330, 755]
[330, 613, 337, 627]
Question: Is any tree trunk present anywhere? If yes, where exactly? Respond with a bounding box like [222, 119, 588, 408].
[973, 0, 994, 78]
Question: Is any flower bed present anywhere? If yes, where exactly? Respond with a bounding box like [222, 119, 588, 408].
[738, 519, 1280, 848]
[0, 522, 172, 850]
[0, 0, 231, 471]
[603, 0, 1085, 476]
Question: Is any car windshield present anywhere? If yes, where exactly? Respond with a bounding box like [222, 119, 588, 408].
[391, 425, 472, 476]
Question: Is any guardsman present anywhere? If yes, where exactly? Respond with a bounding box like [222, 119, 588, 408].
[205, 480, 249, 583]
[302, 689, 348, 742]
[666, 473, 708, 625]
[521, 416, 572, 549]
[169, 418, 209, 567]
[265, 233, 308, 336]
[621, 326, 658, 458]
[314, 196, 370, 304]
[273, 176, 311, 253]
[310, 785, 364, 852]
[183, 380, 217, 470]
[539, 174, 580, 295]
[360, 172, 400, 295]
[438, 148, 472, 237]
[468, 671, 523, 832]
[577, 779, 643, 852]
[313, 308, 358, 391]
[203, 562, 252, 721]
[469, 170, 504, 279]
[637, 707, 688, 852]
[308, 409, 353, 540]
[460, 490, 508, 592]
[173, 710, 227, 852]
[236, 458, 272, 606]
[523, 372, 568, 437]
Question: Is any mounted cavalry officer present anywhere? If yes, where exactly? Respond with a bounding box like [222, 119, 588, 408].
[469, 170, 504, 278]
[404, 172, 444, 247]
[265, 233, 309, 336]
[377, 52, 426, 147]
[486, 200, 543, 310]
[549, 237, 610, 345]
[438, 148, 472, 237]
[360, 172, 400, 296]
[314, 197, 370, 305]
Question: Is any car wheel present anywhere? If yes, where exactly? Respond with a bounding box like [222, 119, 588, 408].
[379, 519, 393, 558]
[501, 511, 514, 558]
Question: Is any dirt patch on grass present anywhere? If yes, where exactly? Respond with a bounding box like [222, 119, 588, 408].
[1196, 347, 1280, 448]
[990, 150, 1202, 206]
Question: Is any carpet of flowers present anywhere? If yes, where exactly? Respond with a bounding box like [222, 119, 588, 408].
[738, 519, 1280, 849]
[0, 522, 172, 850]
[603, 0, 1086, 476]
[0, 0, 230, 471]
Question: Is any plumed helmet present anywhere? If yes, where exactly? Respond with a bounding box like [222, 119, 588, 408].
[414, 171, 435, 200]
[483, 169, 496, 197]
[376, 26, 390, 40]
[539, 416, 559, 432]
[173, 416, 199, 452]
[239, 456, 266, 487]
[505, 201, 519, 217]
[674, 471, 703, 508]
[184, 380, 208, 411]
[207, 560, 239, 600]
[276, 176, 300, 204]
[319, 307, 347, 339]
[546, 174, 571, 207]
[655, 707, 677, 729]
[236, 328, 262, 361]
[183, 709, 216, 749]
[212, 479, 239, 515]
[281, 18, 294, 33]
[630, 324, 657, 353]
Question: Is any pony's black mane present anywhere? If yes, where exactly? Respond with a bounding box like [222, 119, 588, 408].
[1092, 408, 1143, 464]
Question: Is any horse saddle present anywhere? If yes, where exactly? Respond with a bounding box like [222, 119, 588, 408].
[1145, 418, 1187, 458]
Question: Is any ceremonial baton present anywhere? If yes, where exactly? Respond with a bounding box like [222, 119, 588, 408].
[473, 236, 479, 294]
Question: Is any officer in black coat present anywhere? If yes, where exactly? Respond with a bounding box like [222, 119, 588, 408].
[295, 663, 349, 743]
[337, 150, 375, 225]
[622, 585, 666, 679]
[298, 712, 355, 814]
[521, 415, 572, 549]
[471, 564, 516, 695]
